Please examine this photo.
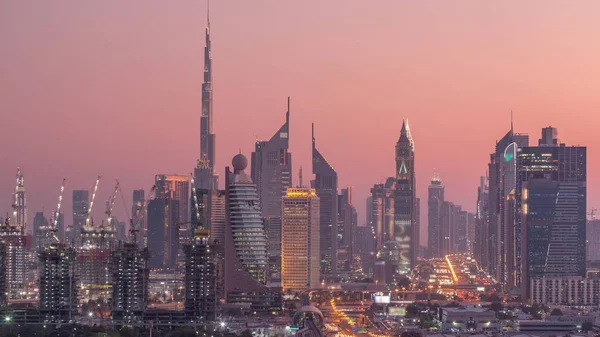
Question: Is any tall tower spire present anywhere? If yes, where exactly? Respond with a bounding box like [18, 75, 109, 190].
[196, 0, 218, 190]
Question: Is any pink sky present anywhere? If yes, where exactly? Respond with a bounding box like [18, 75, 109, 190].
[1, 1, 599, 243]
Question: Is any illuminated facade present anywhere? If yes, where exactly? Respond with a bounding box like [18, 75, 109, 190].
[0, 220, 28, 299]
[111, 242, 149, 326]
[393, 119, 417, 273]
[281, 188, 320, 293]
[312, 124, 338, 274]
[369, 178, 396, 251]
[39, 243, 77, 323]
[518, 129, 586, 299]
[131, 189, 146, 248]
[184, 229, 216, 322]
[78, 225, 115, 302]
[251, 98, 292, 277]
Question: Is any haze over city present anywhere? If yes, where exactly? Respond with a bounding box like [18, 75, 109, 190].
[2, 1, 600, 241]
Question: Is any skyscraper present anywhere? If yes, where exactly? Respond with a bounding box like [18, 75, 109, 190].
[337, 187, 356, 272]
[224, 154, 278, 311]
[427, 173, 444, 258]
[517, 127, 586, 299]
[147, 198, 179, 269]
[394, 120, 417, 273]
[251, 98, 292, 276]
[587, 220, 600, 263]
[195, 8, 218, 190]
[474, 176, 489, 272]
[369, 178, 396, 251]
[312, 124, 338, 275]
[33, 212, 49, 252]
[12, 168, 27, 232]
[154, 174, 189, 270]
[70, 190, 89, 244]
[281, 187, 320, 293]
[0, 218, 27, 299]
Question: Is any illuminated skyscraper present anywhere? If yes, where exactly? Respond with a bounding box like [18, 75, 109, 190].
[184, 228, 217, 323]
[195, 7, 218, 190]
[393, 120, 417, 273]
[132, 189, 146, 248]
[0, 219, 27, 299]
[369, 178, 395, 251]
[70, 190, 89, 244]
[281, 187, 320, 293]
[251, 98, 292, 276]
[312, 124, 338, 274]
[38, 243, 77, 323]
[111, 241, 149, 326]
[517, 127, 586, 299]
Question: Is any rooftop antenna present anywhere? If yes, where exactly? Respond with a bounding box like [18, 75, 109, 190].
[511, 110, 514, 133]
[299, 165, 303, 188]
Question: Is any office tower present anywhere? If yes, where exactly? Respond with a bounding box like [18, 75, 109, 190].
[225, 154, 279, 311]
[474, 176, 489, 271]
[132, 189, 146, 248]
[467, 212, 476, 254]
[440, 201, 455, 256]
[195, 9, 218, 190]
[0, 242, 7, 309]
[281, 187, 320, 293]
[147, 198, 180, 269]
[394, 120, 417, 273]
[366, 196, 373, 226]
[312, 124, 338, 274]
[415, 197, 420, 257]
[456, 210, 468, 253]
[155, 174, 189, 270]
[531, 276, 600, 306]
[116, 220, 126, 242]
[353, 224, 376, 275]
[336, 187, 356, 272]
[111, 241, 149, 326]
[38, 243, 77, 323]
[587, 220, 600, 263]
[369, 178, 396, 251]
[184, 229, 216, 322]
[487, 124, 528, 290]
[12, 168, 27, 232]
[251, 98, 292, 277]
[71, 190, 89, 244]
[0, 219, 27, 299]
[517, 127, 586, 299]
[427, 173, 444, 258]
[33, 212, 49, 252]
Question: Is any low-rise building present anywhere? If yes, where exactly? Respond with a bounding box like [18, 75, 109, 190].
[440, 306, 500, 333]
[531, 276, 600, 306]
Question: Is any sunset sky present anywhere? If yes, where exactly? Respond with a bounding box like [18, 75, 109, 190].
[1, 1, 599, 243]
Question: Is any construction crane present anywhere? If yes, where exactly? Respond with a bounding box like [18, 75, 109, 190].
[105, 180, 120, 229]
[49, 178, 66, 243]
[86, 175, 101, 228]
[588, 208, 598, 221]
[190, 174, 201, 230]
[11, 167, 26, 230]
[129, 185, 156, 245]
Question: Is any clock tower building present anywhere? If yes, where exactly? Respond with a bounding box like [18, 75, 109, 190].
[394, 119, 418, 273]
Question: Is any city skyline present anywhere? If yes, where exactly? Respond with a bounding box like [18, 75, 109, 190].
[2, 1, 600, 246]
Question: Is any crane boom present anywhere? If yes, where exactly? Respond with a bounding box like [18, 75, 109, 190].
[86, 175, 101, 227]
[190, 174, 201, 230]
[129, 185, 156, 245]
[105, 180, 120, 228]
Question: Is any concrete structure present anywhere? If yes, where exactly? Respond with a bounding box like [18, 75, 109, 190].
[393, 120, 418, 273]
[474, 176, 489, 273]
[32, 212, 48, 252]
[38, 243, 77, 324]
[78, 225, 115, 302]
[281, 187, 320, 293]
[0, 242, 7, 309]
[531, 276, 600, 306]
[587, 220, 600, 263]
[111, 241, 149, 326]
[427, 173, 444, 258]
[147, 198, 179, 269]
[312, 124, 338, 275]
[194, 8, 218, 190]
[336, 187, 356, 272]
[131, 189, 146, 248]
[184, 229, 216, 322]
[251, 98, 292, 278]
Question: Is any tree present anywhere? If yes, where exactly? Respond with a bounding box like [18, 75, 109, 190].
[582, 321, 594, 332]
[550, 308, 563, 316]
[490, 302, 503, 312]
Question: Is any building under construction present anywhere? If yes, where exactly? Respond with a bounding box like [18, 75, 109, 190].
[0, 219, 28, 299]
[111, 241, 149, 326]
[184, 228, 216, 323]
[38, 243, 77, 324]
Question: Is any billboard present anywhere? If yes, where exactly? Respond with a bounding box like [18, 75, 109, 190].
[387, 306, 406, 317]
[373, 295, 391, 304]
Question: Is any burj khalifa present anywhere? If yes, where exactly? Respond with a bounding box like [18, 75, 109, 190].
[195, 4, 218, 190]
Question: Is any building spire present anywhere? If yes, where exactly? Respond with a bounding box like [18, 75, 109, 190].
[312, 123, 315, 148]
[286, 96, 290, 126]
[207, 0, 210, 30]
[511, 110, 514, 133]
